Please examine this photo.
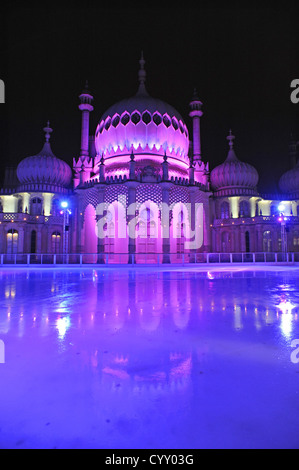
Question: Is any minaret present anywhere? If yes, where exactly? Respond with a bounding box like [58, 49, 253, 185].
[78, 80, 94, 158]
[189, 88, 203, 162]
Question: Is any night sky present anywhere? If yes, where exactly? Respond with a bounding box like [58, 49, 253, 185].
[0, 2, 298, 193]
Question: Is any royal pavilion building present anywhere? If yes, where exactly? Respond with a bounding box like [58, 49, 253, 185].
[0, 55, 299, 264]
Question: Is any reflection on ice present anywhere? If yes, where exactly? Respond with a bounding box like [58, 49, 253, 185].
[56, 315, 71, 339]
[1, 268, 299, 448]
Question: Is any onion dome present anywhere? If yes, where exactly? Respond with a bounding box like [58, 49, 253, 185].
[279, 161, 299, 197]
[17, 123, 72, 191]
[94, 53, 190, 177]
[210, 130, 259, 196]
[279, 138, 299, 197]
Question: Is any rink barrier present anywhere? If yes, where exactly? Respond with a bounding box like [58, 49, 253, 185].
[0, 252, 298, 265]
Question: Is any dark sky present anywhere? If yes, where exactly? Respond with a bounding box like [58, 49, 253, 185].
[0, 1, 298, 193]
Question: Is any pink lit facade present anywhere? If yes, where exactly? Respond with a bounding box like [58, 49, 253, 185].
[1, 56, 299, 261]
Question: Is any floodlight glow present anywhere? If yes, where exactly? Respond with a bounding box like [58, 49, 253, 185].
[278, 204, 285, 212]
[61, 201, 68, 208]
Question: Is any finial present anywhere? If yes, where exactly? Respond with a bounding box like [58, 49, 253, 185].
[227, 129, 235, 149]
[130, 150, 135, 161]
[225, 129, 239, 162]
[137, 51, 147, 95]
[192, 88, 199, 101]
[43, 121, 53, 143]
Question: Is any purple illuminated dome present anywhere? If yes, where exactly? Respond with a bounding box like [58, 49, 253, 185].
[279, 161, 299, 197]
[94, 53, 190, 178]
[17, 123, 72, 190]
[210, 130, 259, 196]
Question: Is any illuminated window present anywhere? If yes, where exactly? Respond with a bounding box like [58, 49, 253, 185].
[7, 229, 18, 254]
[51, 231, 61, 254]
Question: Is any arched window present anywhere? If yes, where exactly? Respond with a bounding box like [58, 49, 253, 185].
[51, 231, 61, 254]
[30, 197, 42, 216]
[239, 200, 250, 217]
[220, 201, 230, 219]
[7, 229, 18, 254]
[263, 231, 272, 252]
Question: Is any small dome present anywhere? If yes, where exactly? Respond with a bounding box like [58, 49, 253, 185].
[210, 131, 259, 195]
[279, 161, 299, 196]
[94, 54, 189, 171]
[17, 123, 72, 189]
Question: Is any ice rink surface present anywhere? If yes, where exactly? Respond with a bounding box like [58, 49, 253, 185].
[0, 265, 299, 449]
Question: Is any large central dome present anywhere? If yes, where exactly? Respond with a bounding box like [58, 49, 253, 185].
[94, 54, 190, 177]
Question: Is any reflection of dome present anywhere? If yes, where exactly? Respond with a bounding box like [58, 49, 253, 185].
[95, 54, 189, 175]
[17, 123, 72, 190]
[210, 131, 259, 196]
[279, 161, 299, 196]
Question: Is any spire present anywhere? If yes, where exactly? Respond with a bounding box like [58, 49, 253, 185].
[192, 87, 200, 101]
[137, 51, 148, 96]
[83, 80, 89, 93]
[43, 121, 52, 143]
[36, 122, 56, 158]
[225, 129, 238, 161]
